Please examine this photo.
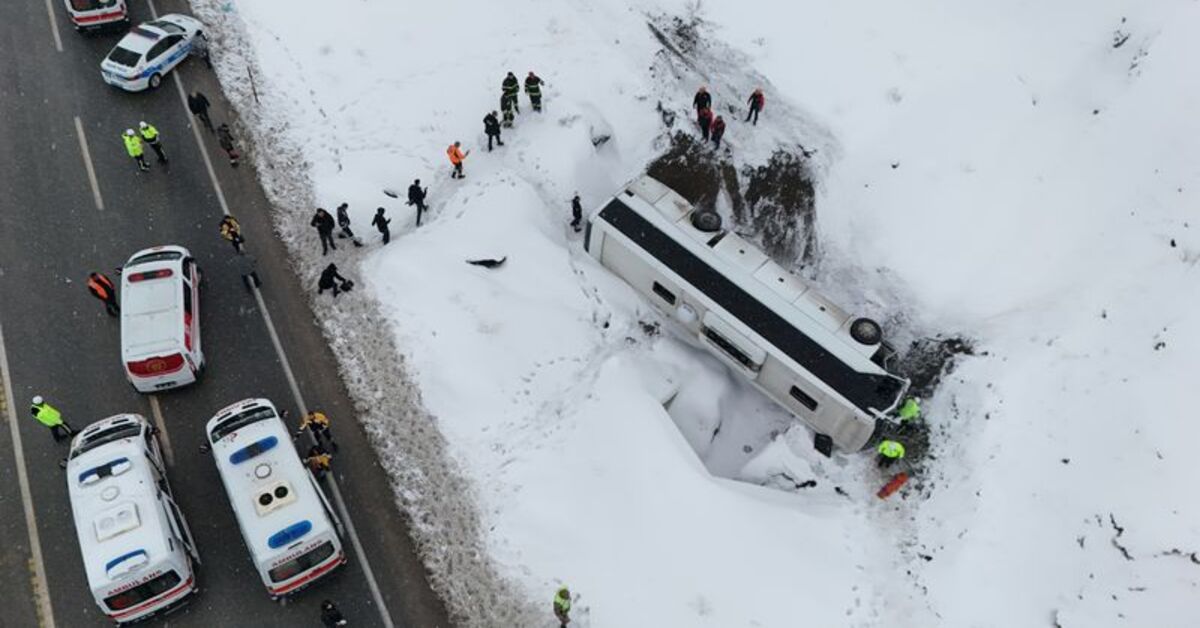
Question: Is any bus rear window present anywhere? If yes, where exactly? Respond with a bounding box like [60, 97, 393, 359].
[268, 541, 335, 583]
[104, 570, 181, 611]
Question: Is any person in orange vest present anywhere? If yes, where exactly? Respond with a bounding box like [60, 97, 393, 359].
[86, 272, 119, 316]
[446, 141, 470, 179]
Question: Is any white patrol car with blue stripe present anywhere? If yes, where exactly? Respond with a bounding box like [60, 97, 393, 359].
[100, 14, 204, 91]
[66, 413, 200, 624]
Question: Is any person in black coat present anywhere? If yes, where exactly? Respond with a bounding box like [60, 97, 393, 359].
[371, 207, 392, 243]
[335, 203, 362, 246]
[692, 86, 711, 113]
[311, 208, 337, 255]
[570, 193, 583, 232]
[407, 180, 428, 226]
[320, 600, 348, 627]
[483, 111, 504, 151]
[187, 91, 213, 133]
[317, 263, 348, 297]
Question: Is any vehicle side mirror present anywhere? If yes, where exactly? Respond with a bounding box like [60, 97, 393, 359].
[199, 443, 211, 454]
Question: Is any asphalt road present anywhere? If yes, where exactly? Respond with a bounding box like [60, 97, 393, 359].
[0, 1, 450, 627]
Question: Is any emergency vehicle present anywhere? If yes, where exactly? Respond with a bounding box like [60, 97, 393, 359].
[120, 245, 204, 393]
[100, 14, 204, 91]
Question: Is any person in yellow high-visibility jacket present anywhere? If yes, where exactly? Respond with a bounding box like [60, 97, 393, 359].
[553, 586, 571, 627]
[30, 396, 75, 442]
[876, 439, 905, 469]
[123, 129, 149, 172]
[138, 121, 167, 163]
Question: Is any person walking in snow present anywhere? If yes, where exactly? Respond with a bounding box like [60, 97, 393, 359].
[138, 121, 168, 163]
[447, 141, 469, 179]
[311, 208, 337, 255]
[219, 215, 245, 253]
[187, 90, 214, 133]
[30, 396, 75, 442]
[500, 93, 516, 128]
[502, 71, 521, 114]
[123, 129, 150, 172]
[553, 586, 572, 627]
[317, 263, 350, 297]
[336, 203, 363, 247]
[524, 71, 545, 112]
[693, 86, 711, 114]
[710, 115, 726, 149]
[876, 439, 905, 469]
[570, 193, 583, 232]
[217, 123, 240, 167]
[745, 87, 765, 125]
[86, 272, 119, 316]
[483, 111, 504, 151]
[697, 106, 714, 141]
[407, 179, 428, 226]
[372, 207, 392, 244]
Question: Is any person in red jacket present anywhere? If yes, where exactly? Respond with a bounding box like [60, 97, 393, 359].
[746, 88, 765, 125]
[697, 106, 714, 141]
[86, 272, 119, 316]
[711, 115, 726, 149]
[447, 141, 470, 179]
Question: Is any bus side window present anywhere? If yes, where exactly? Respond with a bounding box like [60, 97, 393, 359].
[789, 385, 819, 412]
[652, 282, 677, 305]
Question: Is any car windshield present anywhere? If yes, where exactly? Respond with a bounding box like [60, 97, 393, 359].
[106, 47, 142, 68]
[126, 251, 183, 267]
[211, 407, 275, 443]
[70, 0, 118, 10]
[146, 20, 185, 34]
[71, 424, 141, 460]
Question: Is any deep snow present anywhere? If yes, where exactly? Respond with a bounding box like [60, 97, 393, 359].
[190, 0, 1200, 626]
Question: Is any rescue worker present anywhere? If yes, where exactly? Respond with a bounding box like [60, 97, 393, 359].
[502, 71, 521, 114]
[30, 396, 74, 442]
[217, 123, 239, 167]
[710, 115, 726, 149]
[697, 106, 714, 141]
[138, 121, 167, 163]
[500, 93, 516, 128]
[483, 111, 504, 151]
[123, 129, 149, 172]
[407, 179, 428, 226]
[219, 215, 244, 253]
[187, 90, 214, 133]
[304, 444, 332, 480]
[86, 272, 119, 316]
[336, 203, 362, 247]
[317, 263, 349, 297]
[446, 141, 469, 179]
[692, 86, 711, 113]
[745, 87, 765, 125]
[876, 439, 905, 469]
[371, 207, 392, 244]
[524, 71, 545, 112]
[311, 208, 337, 255]
[569, 193, 583, 232]
[295, 411, 338, 451]
[320, 599, 348, 627]
[898, 397, 921, 423]
[553, 586, 571, 627]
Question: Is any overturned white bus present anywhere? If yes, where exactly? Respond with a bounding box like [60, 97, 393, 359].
[585, 175, 909, 452]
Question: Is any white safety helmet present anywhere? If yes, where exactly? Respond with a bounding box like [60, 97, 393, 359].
[125, 128, 136, 136]
[31, 395, 43, 405]
[139, 121, 148, 129]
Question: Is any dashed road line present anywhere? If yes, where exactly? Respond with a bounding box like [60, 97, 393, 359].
[147, 395, 174, 466]
[0, 321, 56, 628]
[73, 116, 105, 211]
[42, 0, 63, 53]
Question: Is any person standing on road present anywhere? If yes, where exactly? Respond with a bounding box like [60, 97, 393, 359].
[502, 71, 521, 114]
[553, 586, 572, 627]
[304, 444, 333, 480]
[86, 272, 119, 316]
[710, 115, 726, 149]
[187, 91, 214, 133]
[138, 121, 168, 163]
[407, 179, 428, 226]
[320, 600, 348, 627]
[317, 263, 349, 297]
[216, 123, 240, 168]
[483, 111, 504, 151]
[219, 215, 245, 253]
[693, 86, 711, 114]
[295, 411, 338, 452]
[123, 129, 149, 172]
[30, 396, 75, 442]
[372, 207, 392, 244]
[335, 203, 363, 247]
[500, 92, 516, 129]
[569, 193, 583, 233]
[524, 71, 545, 112]
[446, 141, 469, 179]
[311, 208, 337, 255]
[745, 87, 765, 125]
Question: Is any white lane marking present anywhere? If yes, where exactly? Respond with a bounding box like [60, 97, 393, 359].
[147, 395, 174, 466]
[250, 287, 397, 628]
[73, 117, 105, 211]
[43, 0, 63, 53]
[0, 321, 57, 628]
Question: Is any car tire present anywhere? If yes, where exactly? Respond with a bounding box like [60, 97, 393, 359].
[148, 73, 162, 89]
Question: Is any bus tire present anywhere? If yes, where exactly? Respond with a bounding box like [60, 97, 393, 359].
[690, 210, 722, 232]
[849, 317, 882, 345]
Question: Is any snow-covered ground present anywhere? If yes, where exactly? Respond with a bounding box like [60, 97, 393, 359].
[192, 0, 1200, 625]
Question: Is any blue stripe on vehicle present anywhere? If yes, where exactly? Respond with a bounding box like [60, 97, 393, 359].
[229, 436, 278, 465]
[78, 457, 130, 484]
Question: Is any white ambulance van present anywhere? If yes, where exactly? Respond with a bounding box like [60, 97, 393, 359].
[67, 414, 199, 624]
[63, 0, 129, 32]
[204, 398, 346, 598]
[120, 245, 205, 393]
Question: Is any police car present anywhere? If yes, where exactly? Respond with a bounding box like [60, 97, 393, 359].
[100, 14, 204, 91]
